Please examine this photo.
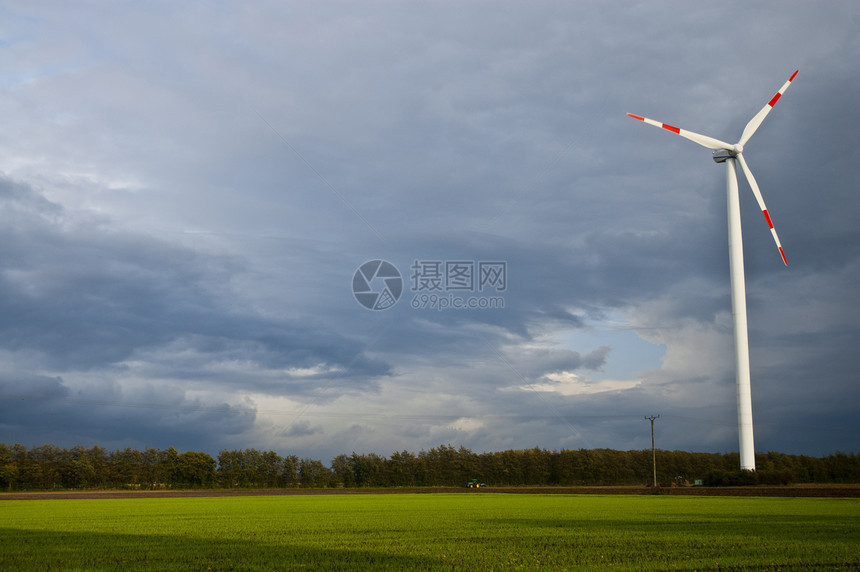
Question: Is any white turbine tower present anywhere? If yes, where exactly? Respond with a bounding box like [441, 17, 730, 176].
[628, 70, 798, 471]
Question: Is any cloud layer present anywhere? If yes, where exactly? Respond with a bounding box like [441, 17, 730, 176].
[1, 1, 858, 461]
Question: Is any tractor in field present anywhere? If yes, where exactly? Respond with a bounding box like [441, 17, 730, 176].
[467, 479, 487, 488]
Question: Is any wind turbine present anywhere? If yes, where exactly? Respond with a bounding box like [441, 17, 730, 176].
[628, 70, 798, 471]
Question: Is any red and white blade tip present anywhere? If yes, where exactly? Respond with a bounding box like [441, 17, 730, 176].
[767, 70, 799, 108]
[762, 209, 788, 266]
[627, 113, 680, 134]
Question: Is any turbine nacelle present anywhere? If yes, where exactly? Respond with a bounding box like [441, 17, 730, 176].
[712, 144, 744, 163]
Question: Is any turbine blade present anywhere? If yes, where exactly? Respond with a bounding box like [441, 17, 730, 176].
[736, 154, 788, 266]
[627, 113, 732, 150]
[738, 70, 798, 147]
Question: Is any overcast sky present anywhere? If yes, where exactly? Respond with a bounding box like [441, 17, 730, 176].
[1, 1, 858, 462]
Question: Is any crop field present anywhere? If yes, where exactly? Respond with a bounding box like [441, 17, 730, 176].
[1, 493, 858, 570]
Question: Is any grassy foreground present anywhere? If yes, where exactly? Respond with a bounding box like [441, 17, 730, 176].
[1, 493, 858, 570]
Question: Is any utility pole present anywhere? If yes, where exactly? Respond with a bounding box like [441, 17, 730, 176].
[645, 415, 660, 487]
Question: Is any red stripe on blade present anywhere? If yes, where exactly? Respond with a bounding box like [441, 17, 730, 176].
[627, 113, 644, 121]
[768, 92, 782, 107]
[662, 124, 681, 134]
[779, 247, 787, 266]
[763, 210, 774, 229]
[790, 70, 798, 81]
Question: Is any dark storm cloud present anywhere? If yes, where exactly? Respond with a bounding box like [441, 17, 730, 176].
[0, 373, 256, 451]
[0, 176, 390, 386]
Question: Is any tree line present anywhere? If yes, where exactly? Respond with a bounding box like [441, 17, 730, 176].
[1, 443, 858, 491]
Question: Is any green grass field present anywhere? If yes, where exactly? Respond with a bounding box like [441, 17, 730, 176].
[1, 493, 858, 571]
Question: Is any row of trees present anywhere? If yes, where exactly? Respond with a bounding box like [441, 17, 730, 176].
[1, 443, 858, 491]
